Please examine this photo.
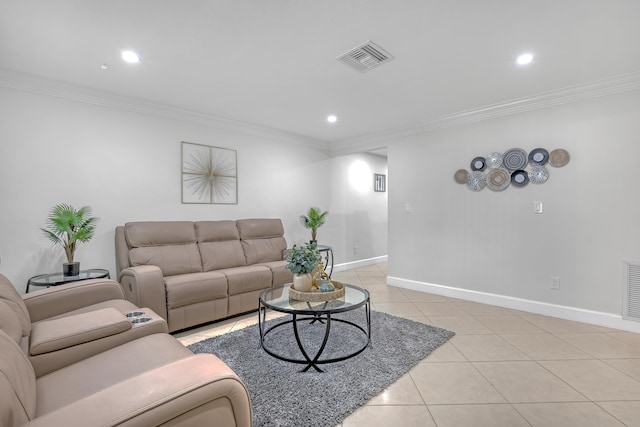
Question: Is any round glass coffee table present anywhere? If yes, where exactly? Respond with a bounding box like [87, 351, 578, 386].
[258, 283, 370, 372]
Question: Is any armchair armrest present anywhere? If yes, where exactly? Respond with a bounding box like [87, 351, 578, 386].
[118, 266, 168, 321]
[23, 279, 126, 322]
[29, 308, 168, 377]
[29, 308, 131, 356]
[26, 354, 252, 427]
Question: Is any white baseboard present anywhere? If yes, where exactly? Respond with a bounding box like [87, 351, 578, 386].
[387, 276, 640, 334]
[334, 255, 387, 273]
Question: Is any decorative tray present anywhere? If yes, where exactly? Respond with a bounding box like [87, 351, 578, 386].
[289, 281, 345, 302]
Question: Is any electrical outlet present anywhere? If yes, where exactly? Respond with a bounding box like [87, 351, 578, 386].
[353, 246, 358, 254]
[550, 276, 560, 290]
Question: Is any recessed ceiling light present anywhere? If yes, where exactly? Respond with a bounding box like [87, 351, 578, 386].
[121, 50, 141, 64]
[516, 53, 533, 65]
[327, 115, 337, 123]
[100, 63, 108, 70]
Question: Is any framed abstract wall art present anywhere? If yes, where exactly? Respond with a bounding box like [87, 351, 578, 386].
[181, 141, 238, 204]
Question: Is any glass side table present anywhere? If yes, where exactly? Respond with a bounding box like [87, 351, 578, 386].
[26, 269, 110, 293]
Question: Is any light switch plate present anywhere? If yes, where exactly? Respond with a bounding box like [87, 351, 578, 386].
[534, 201, 543, 214]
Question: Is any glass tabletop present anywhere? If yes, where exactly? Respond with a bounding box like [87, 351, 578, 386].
[28, 269, 110, 286]
[259, 283, 369, 315]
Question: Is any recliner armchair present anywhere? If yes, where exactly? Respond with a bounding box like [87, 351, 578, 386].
[0, 273, 252, 427]
[0, 274, 167, 376]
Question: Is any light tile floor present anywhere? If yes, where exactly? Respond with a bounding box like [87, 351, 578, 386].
[174, 263, 640, 427]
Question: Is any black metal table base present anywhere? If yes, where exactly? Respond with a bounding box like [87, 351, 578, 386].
[258, 301, 371, 372]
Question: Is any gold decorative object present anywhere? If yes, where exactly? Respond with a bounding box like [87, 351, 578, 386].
[311, 262, 331, 289]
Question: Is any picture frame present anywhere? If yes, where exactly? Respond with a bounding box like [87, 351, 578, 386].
[374, 173, 386, 192]
[181, 141, 238, 204]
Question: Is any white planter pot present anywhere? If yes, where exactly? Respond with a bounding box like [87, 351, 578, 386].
[293, 273, 313, 292]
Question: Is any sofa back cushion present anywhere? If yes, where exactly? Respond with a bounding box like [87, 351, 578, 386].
[237, 219, 287, 265]
[0, 274, 31, 338]
[0, 301, 23, 344]
[195, 221, 246, 271]
[0, 329, 36, 426]
[125, 222, 203, 276]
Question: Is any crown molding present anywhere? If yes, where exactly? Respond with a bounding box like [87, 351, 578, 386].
[3, 68, 639, 158]
[329, 71, 640, 157]
[0, 68, 329, 152]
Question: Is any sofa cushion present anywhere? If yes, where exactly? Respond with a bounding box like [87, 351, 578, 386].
[242, 237, 287, 265]
[256, 260, 294, 286]
[236, 218, 284, 239]
[217, 266, 273, 296]
[0, 300, 23, 345]
[195, 221, 246, 270]
[195, 220, 239, 242]
[129, 244, 203, 276]
[0, 274, 31, 337]
[237, 218, 287, 265]
[199, 241, 247, 270]
[0, 330, 36, 426]
[164, 272, 228, 309]
[125, 222, 203, 276]
[125, 221, 197, 247]
[35, 333, 192, 417]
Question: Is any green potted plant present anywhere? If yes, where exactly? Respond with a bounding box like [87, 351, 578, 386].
[41, 204, 98, 276]
[285, 243, 321, 292]
[299, 207, 329, 244]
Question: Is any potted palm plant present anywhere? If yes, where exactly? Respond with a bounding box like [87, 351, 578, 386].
[41, 204, 98, 276]
[299, 207, 329, 244]
[285, 243, 321, 292]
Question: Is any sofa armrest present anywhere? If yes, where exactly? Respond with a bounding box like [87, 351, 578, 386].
[23, 279, 126, 322]
[26, 354, 252, 427]
[29, 309, 168, 377]
[118, 266, 168, 321]
[29, 308, 131, 356]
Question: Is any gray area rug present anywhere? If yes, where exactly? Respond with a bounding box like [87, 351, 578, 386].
[188, 309, 454, 427]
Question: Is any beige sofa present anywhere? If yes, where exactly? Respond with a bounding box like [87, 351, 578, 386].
[0, 273, 252, 427]
[115, 218, 293, 332]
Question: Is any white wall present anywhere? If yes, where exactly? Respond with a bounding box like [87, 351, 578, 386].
[388, 91, 640, 320]
[0, 84, 388, 292]
[329, 153, 388, 264]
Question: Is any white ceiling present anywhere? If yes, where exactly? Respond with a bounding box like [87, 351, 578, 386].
[1, 0, 640, 149]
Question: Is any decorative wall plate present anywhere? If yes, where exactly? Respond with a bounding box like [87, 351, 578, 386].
[503, 148, 528, 171]
[549, 149, 570, 167]
[529, 166, 549, 184]
[487, 168, 510, 191]
[466, 171, 487, 191]
[528, 148, 549, 166]
[486, 152, 503, 169]
[470, 157, 486, 171]
[510, 169, 529, 187]
[454, 169, 469, 184]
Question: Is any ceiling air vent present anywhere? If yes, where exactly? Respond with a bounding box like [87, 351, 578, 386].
[337, 40, 395, 73]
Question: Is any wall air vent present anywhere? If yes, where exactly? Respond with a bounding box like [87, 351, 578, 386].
[623, 260, 640, 321]
[337, 40, 395, 73]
